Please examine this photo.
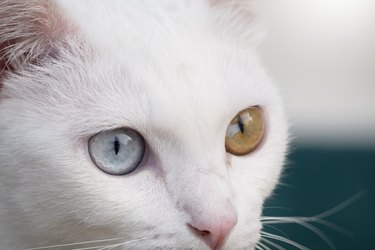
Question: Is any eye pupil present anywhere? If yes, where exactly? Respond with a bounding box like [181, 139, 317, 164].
[114, 136, 120, 155]
[237, 115, 245, 134]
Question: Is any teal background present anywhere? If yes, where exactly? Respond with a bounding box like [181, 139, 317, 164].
[263, 144, 375, 250]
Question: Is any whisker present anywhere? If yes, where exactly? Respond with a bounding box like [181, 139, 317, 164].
[312, 218, 353, 236]
[314, 191, 367, 219]
[263, 224, 289, 238]
[72, 244, 115, 250]
[255, 245, 264, 250]
[257, 241, 271, 250]
[262, 216, 347, 249]
[25, 237, 126, 250]
[262, 216, 352, 236]
[261, 237, 286, 250]
[261, 231, 309, 250]
[94, 236, 155, 250]
[260, 190, 366, 248]
[263, 191, 366, 224]
[292, 220, 335, 250]
[96, 244, 119, 250]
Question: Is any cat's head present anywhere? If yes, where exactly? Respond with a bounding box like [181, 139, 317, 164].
[0, 0, 288, 249]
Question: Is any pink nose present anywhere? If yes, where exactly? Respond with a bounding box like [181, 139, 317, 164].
[189, 202, 237, 249]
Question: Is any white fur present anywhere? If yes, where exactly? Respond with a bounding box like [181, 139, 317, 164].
[0, 0, 288, 249]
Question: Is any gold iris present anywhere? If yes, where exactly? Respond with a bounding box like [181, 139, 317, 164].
[225, 107, 265, 155]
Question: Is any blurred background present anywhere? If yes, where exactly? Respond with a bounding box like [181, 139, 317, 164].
[256, 0, 375, 249]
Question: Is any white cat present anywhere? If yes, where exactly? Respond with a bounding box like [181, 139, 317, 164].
[0, 0, 288, 249]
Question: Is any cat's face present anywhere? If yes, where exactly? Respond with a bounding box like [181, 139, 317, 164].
[0, 1, 288, 249]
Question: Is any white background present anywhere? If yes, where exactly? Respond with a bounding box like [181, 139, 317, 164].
[256, 0, 375, 146]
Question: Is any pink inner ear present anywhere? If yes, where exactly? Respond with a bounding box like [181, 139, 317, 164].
[0, 0, 78, 84]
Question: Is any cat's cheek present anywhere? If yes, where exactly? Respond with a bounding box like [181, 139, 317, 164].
[125, 145, 165, 178]
[221, 207, 262, 249]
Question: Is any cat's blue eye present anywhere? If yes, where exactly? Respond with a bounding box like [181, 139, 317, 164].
[88, 128, 145, 175]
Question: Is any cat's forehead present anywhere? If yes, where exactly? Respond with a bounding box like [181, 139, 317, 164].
[47, 0, 278, 134]
[76, 48, 273, 136]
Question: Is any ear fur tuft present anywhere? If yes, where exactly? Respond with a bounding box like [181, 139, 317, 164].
[209, 0, 257, 22]
[0, 0, 73, 85]
[208, 0, 264, 45]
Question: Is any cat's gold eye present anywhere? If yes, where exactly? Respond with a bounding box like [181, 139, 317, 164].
[225, 106, 265, 156]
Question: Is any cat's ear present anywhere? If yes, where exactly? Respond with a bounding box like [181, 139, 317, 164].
[208, 0, 263, 44]
[0, 0, 74, 89]
[209, 0, 256, 17]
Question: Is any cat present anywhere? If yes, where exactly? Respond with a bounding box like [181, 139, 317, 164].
[0, 0, 288, 249]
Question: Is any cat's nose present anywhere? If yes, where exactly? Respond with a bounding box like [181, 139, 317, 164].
[188, 201, 237, 249]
